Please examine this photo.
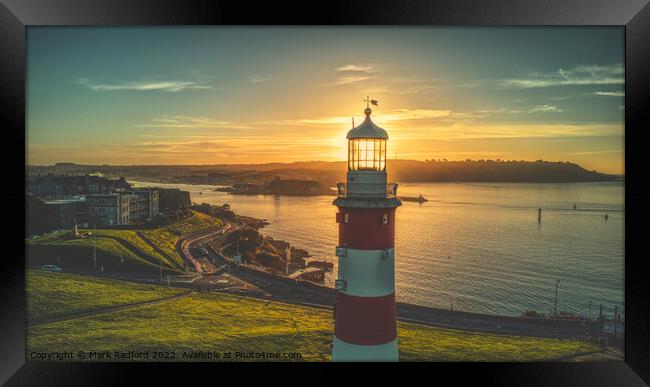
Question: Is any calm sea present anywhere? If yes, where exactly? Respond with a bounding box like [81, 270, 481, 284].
[133, 180, 624, 319]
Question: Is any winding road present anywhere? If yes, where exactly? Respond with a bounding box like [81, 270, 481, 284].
[176, 223, 236, 274]
[62, 216, 618, 350]
[179, 220, 608, 342]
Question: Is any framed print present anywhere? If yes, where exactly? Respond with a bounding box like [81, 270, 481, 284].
[1, 0, 649, 385]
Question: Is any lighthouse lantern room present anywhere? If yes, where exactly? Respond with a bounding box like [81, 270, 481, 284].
[332, 101, 401, 361]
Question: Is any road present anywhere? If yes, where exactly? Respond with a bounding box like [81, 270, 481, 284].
[211, 262, 601, 341]
[177, 222, 236, 274]
[43, 216, 614, 346]
[180, 225, 605, 342]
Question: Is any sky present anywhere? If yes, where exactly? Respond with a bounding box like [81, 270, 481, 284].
[27, 27, 624, 173]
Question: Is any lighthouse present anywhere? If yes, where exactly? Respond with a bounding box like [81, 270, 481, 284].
[332, 100, 401, 361]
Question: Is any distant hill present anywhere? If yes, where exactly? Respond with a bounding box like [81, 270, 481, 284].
[27, 159, 618, 187]
[260, 178, 334, 195]
[391, 159, 617, 183]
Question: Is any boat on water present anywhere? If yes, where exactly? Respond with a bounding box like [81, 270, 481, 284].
[398, 193, 428, 203]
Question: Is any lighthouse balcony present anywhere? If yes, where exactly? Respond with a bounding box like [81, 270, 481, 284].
[336, 182, 398, 199]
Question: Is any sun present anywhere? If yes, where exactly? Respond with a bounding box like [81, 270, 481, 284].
[327, 126, 353, 161]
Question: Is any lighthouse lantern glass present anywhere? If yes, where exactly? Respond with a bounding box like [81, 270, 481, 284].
[348, 138, 386, 171]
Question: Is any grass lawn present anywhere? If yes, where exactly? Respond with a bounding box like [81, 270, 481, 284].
[89, 229, 174, 268]
[28, 235, 158, 269]
[141, 210, 223, 268]
[398, 321, 597, 361]
[27, 270, 187, 321]
[138, 229, 184, 268]
[27, 283, 600, 361]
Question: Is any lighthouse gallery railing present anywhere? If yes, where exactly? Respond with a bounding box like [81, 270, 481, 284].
[336, 182, 398, 199]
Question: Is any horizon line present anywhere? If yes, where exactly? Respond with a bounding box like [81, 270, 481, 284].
[26, 158, 624, 175]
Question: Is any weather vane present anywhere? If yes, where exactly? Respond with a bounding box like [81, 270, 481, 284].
[363, 95, 379, 109]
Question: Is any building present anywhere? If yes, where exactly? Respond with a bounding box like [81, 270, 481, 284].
[128, 189, 160, 222]
[86, 193, 131, 226]
[126, 193, 148, 222]
[136, 189, 160, 219]
[27, 174, 132, 197]
[332, 102, 401, 361]
[85, 189, 159, 226]
[27, 196, 87, 235]
[42, 197, 87, 229]
[158, 188, 191, 210]
[26, 174, 163, 228]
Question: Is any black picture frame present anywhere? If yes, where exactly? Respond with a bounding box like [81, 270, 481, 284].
[2, 0, 649, 385]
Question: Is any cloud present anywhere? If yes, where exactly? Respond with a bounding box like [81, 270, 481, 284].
[396, 85, 439, 95]
[335, 64, 375, 73]
[123, 134, 344, 163]
[295, 109, 454, 126]
[497, 64, 624, 89]
[297, 116, 355, 125]
[566, 149, 621, 156]
[398, 123, 623, 141]
[136, 115, 252, 130]
[290, 104, 562, 128]
[477, 105, 563, 114]
[76, 78, 211, 92]
[29, 120, 623, 165]
[334, 76, 374, 85]
[381, 109, 453, 121]
[362, 85, 391, 93]
[137, 102, 564, 146]
[527, 104, 563, 113]
[249, 77, 270, 83]
[325, 64, 377, 85]
[589, 91, 625, 97]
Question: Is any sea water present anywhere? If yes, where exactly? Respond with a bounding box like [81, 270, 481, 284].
[133, 180, 624, 319]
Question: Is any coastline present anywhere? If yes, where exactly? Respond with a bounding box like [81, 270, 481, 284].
[27, 178, 624, 347]
[132, 177, 624, 189]
[129, 179, 624, 319]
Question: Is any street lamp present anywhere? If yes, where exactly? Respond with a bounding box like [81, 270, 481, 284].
[92, 223, 97, 273]
[554, 279, 560, 318]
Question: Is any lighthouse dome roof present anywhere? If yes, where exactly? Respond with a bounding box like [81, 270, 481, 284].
[346, 108, 388, 140]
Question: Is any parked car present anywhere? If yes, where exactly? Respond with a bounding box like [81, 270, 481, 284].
[40, 264, 62, 272]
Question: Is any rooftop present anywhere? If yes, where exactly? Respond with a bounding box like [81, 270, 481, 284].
[43, 197, 86, 205]
[346, 107, 388, 140]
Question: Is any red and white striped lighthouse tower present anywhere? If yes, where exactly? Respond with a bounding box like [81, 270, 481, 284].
[332, 99, 401, 361]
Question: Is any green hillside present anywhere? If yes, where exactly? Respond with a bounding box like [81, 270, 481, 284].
[89, 229, 173, 267]
[27, 270, 187, 321]
[27, 210, 222, 274]
[27, 272, 600, 362]
[141, 210, 223, 268]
